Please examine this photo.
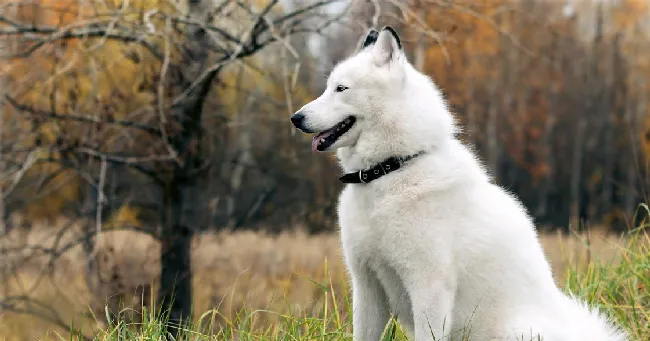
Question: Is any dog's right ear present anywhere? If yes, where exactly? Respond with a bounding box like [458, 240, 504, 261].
[372, 26, 403, 67]
[355, 29, 379, 53]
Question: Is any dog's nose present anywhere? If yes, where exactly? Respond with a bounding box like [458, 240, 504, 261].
[291, 111, 305, 129]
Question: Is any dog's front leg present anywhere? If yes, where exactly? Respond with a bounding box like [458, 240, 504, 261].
[350, 267, 390, 341]
[409, 280, 454, 341]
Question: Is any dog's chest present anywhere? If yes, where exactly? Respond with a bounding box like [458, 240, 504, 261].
[337, 185, 399, 264]
[337, 185, 416, 326]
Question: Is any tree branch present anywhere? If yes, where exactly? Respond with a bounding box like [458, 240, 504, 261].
[5, 96, 162, 137]
[0, 17, 163, 59]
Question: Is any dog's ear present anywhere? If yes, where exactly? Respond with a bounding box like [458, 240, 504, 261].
[372, 26, 403, 67]
[356, 29, 379, 52]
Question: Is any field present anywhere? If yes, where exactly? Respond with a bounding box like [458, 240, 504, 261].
[1, 218, 648, 341]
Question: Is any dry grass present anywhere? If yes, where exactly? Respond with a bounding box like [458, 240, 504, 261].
[0, 219, 628, 341]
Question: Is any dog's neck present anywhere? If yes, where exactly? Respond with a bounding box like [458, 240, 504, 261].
[336, 129, 441, 173]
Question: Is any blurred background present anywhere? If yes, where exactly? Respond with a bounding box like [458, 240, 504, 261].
[1, 0, 649, 339]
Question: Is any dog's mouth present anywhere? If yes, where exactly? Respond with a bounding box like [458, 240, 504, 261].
[311, 116, 356, 152]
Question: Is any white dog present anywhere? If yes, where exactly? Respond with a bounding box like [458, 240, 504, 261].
[290, 26, 627, 341]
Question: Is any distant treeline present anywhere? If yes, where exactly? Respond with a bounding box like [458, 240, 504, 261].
[2, 0, 650, 235]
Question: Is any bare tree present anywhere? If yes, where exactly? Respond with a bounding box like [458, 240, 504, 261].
[0, 0, 347, 334]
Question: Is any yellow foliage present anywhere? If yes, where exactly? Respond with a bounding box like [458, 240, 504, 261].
[106, 204, 142, 229]
[3, 0, 317, 222]
[611, 0, 649, 34]
[23, 165, 81, 219]
[2, 0, 172, 221]
[409, 1, 508, 108]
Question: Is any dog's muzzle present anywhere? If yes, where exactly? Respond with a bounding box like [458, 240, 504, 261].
[290, 110, 314, 133]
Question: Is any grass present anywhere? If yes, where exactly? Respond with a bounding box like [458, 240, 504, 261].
[563, 224, 650, 340]
[1, 216, 648, 340]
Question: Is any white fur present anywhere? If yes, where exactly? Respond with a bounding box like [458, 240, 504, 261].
[294, 28, 628, 341]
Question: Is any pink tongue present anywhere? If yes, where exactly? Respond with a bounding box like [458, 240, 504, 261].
[312, 131, 332, 152]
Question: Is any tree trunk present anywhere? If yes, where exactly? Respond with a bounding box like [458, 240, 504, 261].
[571, 3, 602, 228]
[226, 69, 256, 228]
[626, 78, 646, 219]
[80, 183, 99, 292]
[414, 32, 425, 72]
[465, 53, 476, 145]
[466, 80, 476, 144]
[487, 83, 499, 176]
[159, 179, 193, 330]
[0, 67, 6, 304]
[0, 98, 5, 236]
[0, 29, 6, 234]
[570, 119, 586, 227]
[537, 84, 557, 219]
[158, 0, 213, 333]
[600, 36, 615, 221]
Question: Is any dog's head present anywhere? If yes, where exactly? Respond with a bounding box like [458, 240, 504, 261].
[291, 26, 455, 165]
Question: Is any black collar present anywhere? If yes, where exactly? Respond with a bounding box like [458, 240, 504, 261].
[339, 151, 426, 184]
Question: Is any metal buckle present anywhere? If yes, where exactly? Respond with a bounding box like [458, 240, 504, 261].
[359, 170, 367, 183]
[379, 163, 387, 175]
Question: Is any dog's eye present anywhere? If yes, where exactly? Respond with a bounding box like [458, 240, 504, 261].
[335, 85, 348, 92]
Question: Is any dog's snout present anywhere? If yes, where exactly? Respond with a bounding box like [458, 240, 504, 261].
[291, 111, 305, 128]
[291, 110, 316, 133]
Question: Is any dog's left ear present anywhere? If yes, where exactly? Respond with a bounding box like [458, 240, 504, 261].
[356, 29, 379, 53]
[372, 26, 403, 67]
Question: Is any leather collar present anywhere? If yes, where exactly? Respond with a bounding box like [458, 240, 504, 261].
[338, 151, 426, 184]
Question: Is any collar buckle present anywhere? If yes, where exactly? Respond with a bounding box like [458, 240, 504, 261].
[379, 162, 388, 175]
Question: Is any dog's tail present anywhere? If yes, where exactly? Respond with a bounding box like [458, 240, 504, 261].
[560, 295, 628, 341]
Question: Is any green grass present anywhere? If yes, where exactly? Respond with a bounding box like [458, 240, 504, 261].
[563, 222, 650, 340]
[76, 227, 649, 341]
